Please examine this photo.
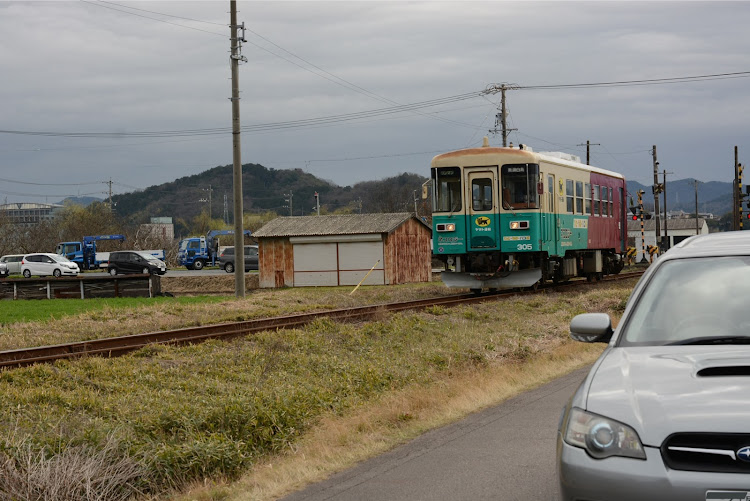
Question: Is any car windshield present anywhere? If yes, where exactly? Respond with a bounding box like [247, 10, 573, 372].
[619, 256, 750, 346]
[136, 252, 158, 261]
[52, 255, 72, 263]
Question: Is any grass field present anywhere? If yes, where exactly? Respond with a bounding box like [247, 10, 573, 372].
[0, 279, 636, 501]
[0, 295, 226, 326]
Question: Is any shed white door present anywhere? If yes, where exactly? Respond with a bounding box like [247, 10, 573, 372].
[292, 240, 385, 286]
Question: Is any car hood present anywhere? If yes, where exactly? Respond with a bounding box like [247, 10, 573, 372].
[585, 347, 750, 446]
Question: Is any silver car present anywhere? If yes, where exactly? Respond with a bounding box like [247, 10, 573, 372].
[558, 231, 750, 501]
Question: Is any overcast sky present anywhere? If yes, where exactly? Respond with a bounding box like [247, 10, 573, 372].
[1, 1, 749, 205]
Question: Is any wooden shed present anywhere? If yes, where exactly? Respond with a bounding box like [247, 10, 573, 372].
[253, 213, 432, 288]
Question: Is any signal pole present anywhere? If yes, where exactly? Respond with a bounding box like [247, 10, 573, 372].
[638, 190, 647, 263]
[651, 146, 663, 250]
[662, 170, 673, 249]
[737, 164, 744, 231]
[735, 146, 740, 231]
[230, 0, 247, 298]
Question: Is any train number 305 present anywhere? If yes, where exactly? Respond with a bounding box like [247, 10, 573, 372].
[516, 244, 533, 251]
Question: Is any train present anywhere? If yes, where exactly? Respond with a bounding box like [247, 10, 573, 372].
[430, 138, 626, 291]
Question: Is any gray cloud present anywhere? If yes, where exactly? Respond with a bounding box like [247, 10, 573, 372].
[1, 1, 749, 204]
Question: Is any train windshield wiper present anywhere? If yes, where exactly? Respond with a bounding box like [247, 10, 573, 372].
[668, 336, 750, 346]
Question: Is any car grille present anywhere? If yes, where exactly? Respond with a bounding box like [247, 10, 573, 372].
[662, 433, 750, 473]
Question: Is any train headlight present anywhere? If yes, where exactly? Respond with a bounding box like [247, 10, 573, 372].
[436, 223, 456, 232]
[509, 221, 529, 230]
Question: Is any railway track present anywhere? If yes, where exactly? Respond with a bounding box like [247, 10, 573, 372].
[0, 271, 643, 370]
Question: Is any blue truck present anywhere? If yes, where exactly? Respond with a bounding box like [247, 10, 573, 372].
[177, 229, 252, 270]
[55, 234, 126, 270]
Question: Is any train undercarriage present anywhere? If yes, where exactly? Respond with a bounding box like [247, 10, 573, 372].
[438, 250, 625, 292]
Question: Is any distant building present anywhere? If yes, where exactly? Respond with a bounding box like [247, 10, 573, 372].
[627, 218, 709, 261]
[0, 202, 63, 224]
[139, 217, 174, 240]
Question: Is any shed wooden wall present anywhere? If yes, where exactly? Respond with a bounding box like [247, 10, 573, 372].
[384, 218, 432, 284]
[258, 238, 294, 288]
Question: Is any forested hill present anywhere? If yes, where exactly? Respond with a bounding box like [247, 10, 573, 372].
[111, 162, 429, 227]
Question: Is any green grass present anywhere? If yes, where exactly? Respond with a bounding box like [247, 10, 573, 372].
[0, 295, 227, 326]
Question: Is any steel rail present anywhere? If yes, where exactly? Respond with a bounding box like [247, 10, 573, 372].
[0, 271, 643, 369]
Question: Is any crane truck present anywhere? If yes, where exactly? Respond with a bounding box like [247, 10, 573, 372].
[56, 234, 126, 270]
[177, 229, 252, 270]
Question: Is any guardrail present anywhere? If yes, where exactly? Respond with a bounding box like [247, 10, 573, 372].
[0, 274, 161, 300]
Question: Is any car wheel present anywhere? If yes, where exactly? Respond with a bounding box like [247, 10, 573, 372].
[142, 267, 150, 275]
[224, 262, 234, 273]
[23, 269, 31, 278]
[53, 269, 62, 278]
[193, 260, 205, 270]
[109, 268, 117, 276]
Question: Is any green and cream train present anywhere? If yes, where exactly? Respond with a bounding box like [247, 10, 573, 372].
[430, 138, 626, 291]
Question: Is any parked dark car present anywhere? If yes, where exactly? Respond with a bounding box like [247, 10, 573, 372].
[219, 245, 258, 273]
[107, 251, 167, 276]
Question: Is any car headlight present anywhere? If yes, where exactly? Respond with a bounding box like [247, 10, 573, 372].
[563, 408, 646, 460]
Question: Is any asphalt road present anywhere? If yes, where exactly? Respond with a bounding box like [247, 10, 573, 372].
[281, 367, 590, 501]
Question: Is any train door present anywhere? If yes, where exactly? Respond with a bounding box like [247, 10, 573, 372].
[467, 168, 499, 251]
[542, 173, 559, 254]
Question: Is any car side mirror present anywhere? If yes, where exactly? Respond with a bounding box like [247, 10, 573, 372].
[570, 313, 613, 343]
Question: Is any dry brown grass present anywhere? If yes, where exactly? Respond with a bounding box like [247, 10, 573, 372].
[174, 341, 604, 501]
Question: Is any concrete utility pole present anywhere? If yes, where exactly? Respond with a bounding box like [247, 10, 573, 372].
[314, 192, 320, 215]
[230, 0, 247, 298]
[651, 146, 663, 250]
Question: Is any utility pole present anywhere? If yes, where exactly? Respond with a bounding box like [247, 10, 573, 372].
[313, 191, 320, 215]
[223, 193, 229, 224]
[577, 141, 600, 165]
[229, 0, 247, 298]
[694, 180, 700, 235]
[107, 178, 113, 211]
[199, 184, 213, 219]
[651, 146, 663, 250]
[284, 190, 293, 216]
[486, 83, 518, 146]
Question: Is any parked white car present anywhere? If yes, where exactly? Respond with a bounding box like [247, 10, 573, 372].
[0, 254, 25, 275]
[21, 253, 80, 278]
[0, 261, 7, 278]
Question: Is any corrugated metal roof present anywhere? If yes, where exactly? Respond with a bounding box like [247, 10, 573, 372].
[627, 218, 706, 232]
[254, 212, 427, 238]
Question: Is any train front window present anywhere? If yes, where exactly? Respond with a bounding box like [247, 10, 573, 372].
[501, 164, 539, 209]
[432, 167, 462, 212]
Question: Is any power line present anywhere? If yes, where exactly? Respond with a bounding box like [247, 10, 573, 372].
[0, 91, 485, 139]
[516, 71, 750, 90]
